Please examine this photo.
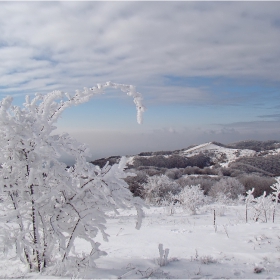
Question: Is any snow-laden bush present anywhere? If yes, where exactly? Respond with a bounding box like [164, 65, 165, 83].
[245, 187, 278, 223]
[252, 192, 273, 223]
[209, 177, 245, 202]
[176, 184, 206, 215]
[177, 176, 218, 195]
[0, 82, 145, 276]
[142, 174, 180, 205]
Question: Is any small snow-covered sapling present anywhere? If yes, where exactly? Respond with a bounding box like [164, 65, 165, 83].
[157, 244, 169, 267]
[245, 188, 255, 223]
[271, 178, 280, 223]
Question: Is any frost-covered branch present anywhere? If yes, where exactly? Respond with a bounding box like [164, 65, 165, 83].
[0, 82, 145, 276]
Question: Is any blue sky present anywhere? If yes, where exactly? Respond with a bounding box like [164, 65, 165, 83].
[1, 1, 280, 162]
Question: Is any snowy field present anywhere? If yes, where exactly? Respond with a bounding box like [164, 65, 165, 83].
[2, 203, 280, 279]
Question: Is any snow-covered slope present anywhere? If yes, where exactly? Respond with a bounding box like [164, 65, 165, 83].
[181, 142, 256, 168]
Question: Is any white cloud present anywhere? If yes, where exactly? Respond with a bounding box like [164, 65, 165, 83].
[0, 1, 279, 103]
[2, 2, 280, 160]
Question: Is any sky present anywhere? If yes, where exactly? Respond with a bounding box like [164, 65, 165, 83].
[1, 1, 280, 162]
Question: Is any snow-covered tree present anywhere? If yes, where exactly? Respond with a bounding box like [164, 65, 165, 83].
[142, 175, 180, 205]
[245, 188, 255, 223]
[209, 177, 245, 202]
[0, 82, 145, 276]
[270, 177, 280, 223]
[176, 184, 206, 215]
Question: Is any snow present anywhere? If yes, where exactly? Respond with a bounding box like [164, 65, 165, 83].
[182, 142, 256, 168]
[183, 174, 219, 178]
[126, 156, 135, 166]
[183, 142, 213, 153]
[2, 203, 280, 279]
[262, 148, 280, 157]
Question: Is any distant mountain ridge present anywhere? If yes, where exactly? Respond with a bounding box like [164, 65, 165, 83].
[221, 140, 280, 152]
[91, 140, 280, 176]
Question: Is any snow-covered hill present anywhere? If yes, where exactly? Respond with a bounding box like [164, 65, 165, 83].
[124, 142, 257, 168]
[181, 142, 256, 168]
[91, 140, 280, 171]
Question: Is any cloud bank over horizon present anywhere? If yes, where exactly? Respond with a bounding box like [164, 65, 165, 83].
[1, 2, 280, 160]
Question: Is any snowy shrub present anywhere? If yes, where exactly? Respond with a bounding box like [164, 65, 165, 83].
[245, 188, 276, 223]
[200, 255, 217, 264]
[142, 175, 180, 205]
[214, 192, 231, 204]
[176, 184, 206, 215]
[252, 192, 273, 223]
[0, 82, 145, 276]
[190, 249, 217, 264]
[176, 176, 218, 195]
[162, 197, 180, 215]
[209, 177, 245, 201]
[165, 168, 183, 180]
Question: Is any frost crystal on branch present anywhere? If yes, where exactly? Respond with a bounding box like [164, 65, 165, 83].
[0, 82, 145, 276]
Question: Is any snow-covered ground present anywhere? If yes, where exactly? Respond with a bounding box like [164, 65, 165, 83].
[2, 203, 280, 279]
